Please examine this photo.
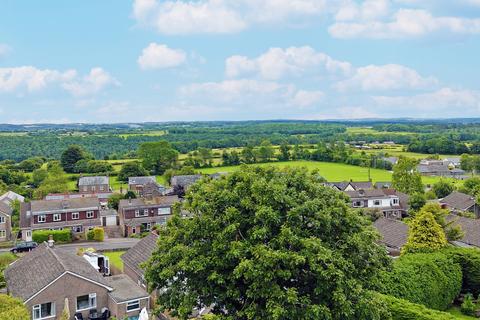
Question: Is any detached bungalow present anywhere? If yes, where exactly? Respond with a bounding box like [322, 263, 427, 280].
[440, 191, 480, 217]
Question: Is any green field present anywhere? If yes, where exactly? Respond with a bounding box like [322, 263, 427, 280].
[103, 251, 125, 271]
[346, 127, 416, 136]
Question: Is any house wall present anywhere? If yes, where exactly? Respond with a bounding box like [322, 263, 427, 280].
[0, 212, 11, 242]
[26, 273, 110, 320]
[80, 184, 110, 193]
[123, 206, 171, 219]
[107, 296, 149, 320]
[32, 210, 99, 224]
[367, 198, 392, 208]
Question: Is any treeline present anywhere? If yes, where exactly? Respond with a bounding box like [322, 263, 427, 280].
[407, 138, 480, 155]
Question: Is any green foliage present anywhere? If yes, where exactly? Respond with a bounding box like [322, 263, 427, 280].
[402, 210, 448, 255]
[74, 159, 113, 174]
[17, 157, 44, 172]
[443, 248, 480, 296]
[118, 161, 148, 182]
[138, 141, 178, 175]
[408, 192, 426, 212]
[379, 252, 462, 310]
[419, 203, 464, 241]
[61, 144, 89, 173]
[33, 162, 69, 199]
[124, 190, 137, 199]
[108, 193, 124, 210]
[87, 229, 95, 241]
[0, 294, 30, 320]
[145, 166, 391, 320]
[31, 168, 48, 187]
[392, 157, 424, 195]
[433, 180, 455, 199]
[379, 294, 457, 320]
[461, 294, 477, 316]
[32, 229, 72, 243]
[93, 227, 104, 242]
[0, 253, 17, 289]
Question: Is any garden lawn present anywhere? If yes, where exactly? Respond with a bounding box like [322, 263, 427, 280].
[446, 307, 477, 320]
[103, 251, 125, 272]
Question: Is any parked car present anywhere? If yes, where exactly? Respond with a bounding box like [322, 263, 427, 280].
[10, 241, 38, 253]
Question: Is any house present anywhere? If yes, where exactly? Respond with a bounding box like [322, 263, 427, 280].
[382, 157, 398, 166]
[4, 242, 150, 320]
[447, 215, 480, 248]
[440, 191, 480, 217]
[344, 188, 409, 219]
[327, 181, 373, 192]
[0, 190, 25, 206]
[78, 176, 110, 194]
[118, 195, 179, 236]
[443, 157, 461, 168]
[45, 192, 113, 209]
[417, 164, 466, 179]
[374, 182, 392, 189]
[373, 217, 409, 256]
[20, 197, 102, 241]
[170, 174, 204, 196]
[0, 201, 12, 242]
[122, 232, 158, 288]
[128, 176, 166, 197]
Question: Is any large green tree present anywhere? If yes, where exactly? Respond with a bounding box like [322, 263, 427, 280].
[137, 141, 178, 175]
[402, 210, 448, 255]
[60, 145, 89, 173]
[432, 180, 454, 199]
[118, 161, 148, 182]
[33, 162, 69, 199]
[391, 157, 424, 195]
[145, 166, 390, 320]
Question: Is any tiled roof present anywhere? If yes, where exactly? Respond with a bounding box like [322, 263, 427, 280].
[447, 215, 480, 247]
[30, 197, 100, 213]
[0, 191, 25, 204]
[374, 182, 392, 189]
[119, 195, 179, 210]
[373, 217, 409, 249]
[345, 189, 388, 199]
[170, 175, 203, 188]
[5, 243, 112, 301]
[121, 232, 158, 278]
[441, 191, 476, 211]
[106, 274, 149, 303]
[0, 201, 12, 216]
[328, 181, 373, 191]
[128, 176, 157, 185]
[78, 176, 109, 186]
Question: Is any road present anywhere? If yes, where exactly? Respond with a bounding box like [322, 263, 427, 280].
[0, 237, 140, 253]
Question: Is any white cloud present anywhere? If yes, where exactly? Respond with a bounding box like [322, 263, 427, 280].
[226, 46, 352, 80]
[290, 90, 324, 107]
[373, 87, 480, 110]
[330, 8, 480, 38]
[138, 43, 187, 70]
[335, 64, 437, 91]
[132, 0, 327, 35]
[0, 66, 76, 92]
[335, 0, 389, 22]
[0, 44, 11, 57]
[62, 68, 120, 97]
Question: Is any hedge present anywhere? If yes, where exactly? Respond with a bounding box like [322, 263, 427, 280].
[379, 252, 462, 310]
[379, 294, 457, 320]
[87, 227, 104, 242]
[32, 229, 72, 244]
[443, 247, 480, 296]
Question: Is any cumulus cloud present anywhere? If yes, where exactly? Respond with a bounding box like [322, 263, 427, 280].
[225, 46, 352, 80]
[335, 64, 437, 91]
[329, 8, 480, 38]
[335, 0, 389, 22]
[0, 66, 76, 92]
[290, 90, 324, 107]
[138, 43, 187, 70]
[62, 68, 119, 97]
[132, 0, 327, 35]
[0, 44, 11, 57]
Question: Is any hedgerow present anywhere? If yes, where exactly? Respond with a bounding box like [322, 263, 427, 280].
[32, 229, 72, 244]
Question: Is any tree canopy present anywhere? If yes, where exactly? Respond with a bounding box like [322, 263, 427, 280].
[60, 144, 89, 173]
[118, 161, 148, 182]
[392, 157, 424, 195]
[0, 294, 29, 320]
[402, 209, 448, 255]
[137, 141, 178, 175]
[145, 166, 390, 320]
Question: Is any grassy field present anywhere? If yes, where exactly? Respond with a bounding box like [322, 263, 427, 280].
[103, 251, 125, 271]
[346, 127, 416, 136]
[446, 307, 476, 319]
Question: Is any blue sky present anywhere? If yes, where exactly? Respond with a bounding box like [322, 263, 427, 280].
[1, 0, 480, 123]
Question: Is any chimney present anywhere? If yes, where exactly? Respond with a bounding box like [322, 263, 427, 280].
[47, 235, 55, 248]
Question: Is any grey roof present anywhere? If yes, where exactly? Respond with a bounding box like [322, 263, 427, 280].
[328, 181, 373, 191]
[106, 274, 149, 303]
[0, 201, 12, 216]
[0, 191, 25, 204]
[30, 197, 100, 213]
[5, 243, 112, 301]
[119, 195, 179, 210]
[374, 182, 392, 189]
[441, 191, 476, 211]
[19, 202, 31, 228]
[373, 217, 409, 249]
[447, 215, 480, 247]
[121, 232, 158, 278]
[170, 175, 203, 188]
[383, 157, 398, 165]
[78, 176, 109, 186]
[128, 176, 157, 186]
[345, 189, 389, 199]
[418, 164, 465, 175]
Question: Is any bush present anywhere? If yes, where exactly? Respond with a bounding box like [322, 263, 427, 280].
[0, 294, 30, 320]
[443, 248, 480, 296]
[380, 252, 462, 310]
[379, 294, 456, 320]
[32, 229, 72, 244]
[87, 228, 104, 242]
[461, 293, 477, 316]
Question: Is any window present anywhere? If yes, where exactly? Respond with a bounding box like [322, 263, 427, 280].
[33, 302, 55, 319]
[71, 225, 83, 233]
[126, 300, 140, 312]
[100, 185, 104, 191]
[86, 211, 94, 219]
[76, 293, 96, 311]
[135, 209, 148, 217]
[392, 198, 399, 205]
[158, 207, 171, 215]
[72, 212, 79, 220]
[83, 186, 88, 192]
[373, 200, 381, 206]
[38, 215, 46, 223]
[132, 227, 136, 234]
[0, 230, 5, 238]
[0, 216, 4, 223]
[143, 223, 152, 231]
[353, 201, 362, 208]
[53, 214, 61, 222]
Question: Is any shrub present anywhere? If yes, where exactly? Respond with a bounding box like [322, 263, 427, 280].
[93, 227, 104, 242]
[0, 294, 30, 320]
[32, 229, 72, 244]
[461, 293, 477, 316]
[443, 248, 480, 296]
[380, 252, 462, 310]
[379, 294, 456, 320]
